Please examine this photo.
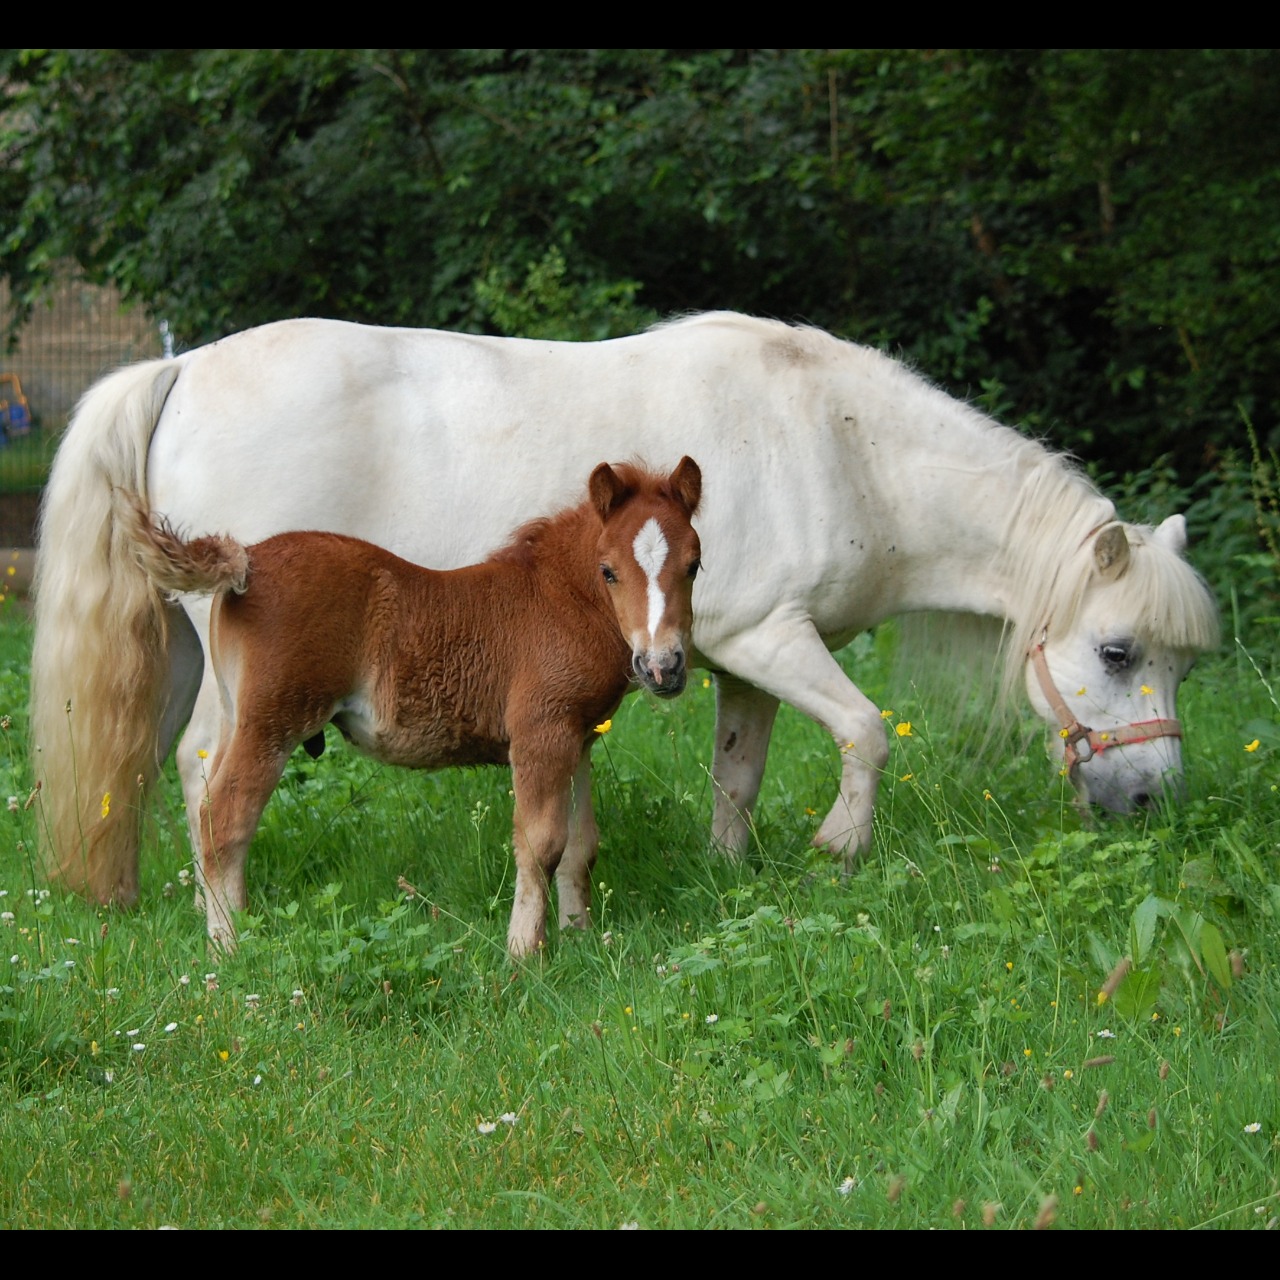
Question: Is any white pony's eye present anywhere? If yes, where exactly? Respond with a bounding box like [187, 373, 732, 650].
[1099, 641, 1134, 670]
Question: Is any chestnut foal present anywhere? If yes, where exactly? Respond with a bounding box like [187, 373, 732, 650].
[124, 458, 702, 958]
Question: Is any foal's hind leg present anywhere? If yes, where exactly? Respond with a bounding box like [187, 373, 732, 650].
[198, 733, 290, 952]
[555, 746, 598, 932]
[507, 740, 577, 959]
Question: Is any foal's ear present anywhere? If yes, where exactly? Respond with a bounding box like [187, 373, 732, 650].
[669, 456, 702, 515]
[1094, 524, 1131, 580]
[589, 462, 631, 521]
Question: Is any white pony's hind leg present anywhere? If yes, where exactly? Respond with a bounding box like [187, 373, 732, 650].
[176, 681, 222, 912]
[555, 746, 597, 931]
[710, 674, 780, 857]
[175, 602, 222, 911]
[712, 620, 888, 869]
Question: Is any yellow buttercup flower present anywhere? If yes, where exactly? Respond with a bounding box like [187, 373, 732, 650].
[895, 722, 913, 738]
[880, 709, 895, 720]
[197, 748, 209, 759]
[100, 792, 111, 819]
[1140, 684, 1154, 695]
[594, 719, 612, 735]
[1244, 739, 1260, 753]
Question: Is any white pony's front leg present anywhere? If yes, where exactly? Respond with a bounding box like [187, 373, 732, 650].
[710, 673, 780, 857]
[713, 618, 888, 869]
[555, 746, 598, 932]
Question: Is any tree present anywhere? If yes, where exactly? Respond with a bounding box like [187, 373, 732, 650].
[3, 49, 1276, 473]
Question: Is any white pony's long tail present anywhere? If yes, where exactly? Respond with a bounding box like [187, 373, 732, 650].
[30, 359, 182, 905]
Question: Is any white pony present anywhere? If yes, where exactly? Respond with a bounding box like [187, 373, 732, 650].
[30, 313, 1220, 908]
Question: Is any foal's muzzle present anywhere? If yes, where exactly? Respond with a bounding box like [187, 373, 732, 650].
[634, 648, 686, 698]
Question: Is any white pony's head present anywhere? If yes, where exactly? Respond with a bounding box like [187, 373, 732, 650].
[1020, 513, 1220, 811]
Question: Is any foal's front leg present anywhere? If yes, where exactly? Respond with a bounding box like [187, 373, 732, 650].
[555, 745, 598, 932]
[507, 744, 575, 959]
[199, 735, 289, 952]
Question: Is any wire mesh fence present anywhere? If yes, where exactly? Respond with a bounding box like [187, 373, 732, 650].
[0, 270, 161, 545]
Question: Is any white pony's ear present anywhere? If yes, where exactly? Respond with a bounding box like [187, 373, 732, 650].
[1094, 524, 1131, 580]
[1152, 513, 1188, 554]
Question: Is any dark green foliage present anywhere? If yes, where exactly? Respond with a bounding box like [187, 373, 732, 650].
[2, 49, 1277, 474]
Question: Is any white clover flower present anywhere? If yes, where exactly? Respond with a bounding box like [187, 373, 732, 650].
[178, 868, 192, 887]
[477, 1121, 497, 1135]
[9, 955, 17, 964]
[500, 1112, 517, 1125]
[65, 937, 80, 946]
[106, 987, 120, 999]
[245, 993, 261, 1007]
[1244, 1122, 1262, 1134]
[164, 1022, 178, 1033]
[705, 1013, 719, 1024]
[1, 911, 14, 923]
[1096, 1028, 1116, 1040]
[253, 1074, 263, 1086]
[126, 1028, 140, 1037]
[837, 1176, 856, 1196]
[619, 1221, 639, 1230]
[7, 796, 18, 813]
[179, 974, 191, 986]
[63, 959, 75, 969]
[132, 1043, 145, 1053]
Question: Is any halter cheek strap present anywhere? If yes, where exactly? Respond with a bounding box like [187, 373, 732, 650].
[1028, 637, 1182, 774]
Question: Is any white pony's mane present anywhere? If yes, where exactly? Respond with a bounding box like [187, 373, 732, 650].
[993, 454, 1220, 698]
[657, 312, 1222, 700]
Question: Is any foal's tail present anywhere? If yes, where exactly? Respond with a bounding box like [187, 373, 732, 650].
[121, 498, 249, 598]
[29, 359, 183, 906]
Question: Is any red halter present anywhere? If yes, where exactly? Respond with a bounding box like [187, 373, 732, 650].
[1028, 634, 1182, 774]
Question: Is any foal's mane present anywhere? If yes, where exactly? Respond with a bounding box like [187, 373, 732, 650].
[486, 463, 672, 572]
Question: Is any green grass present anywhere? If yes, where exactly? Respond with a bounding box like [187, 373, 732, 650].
[0, 431, 59, 493]
[1, 605, 1277, 1229]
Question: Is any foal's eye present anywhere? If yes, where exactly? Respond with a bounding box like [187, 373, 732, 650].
[601, 565, 617, 585]
[1098, 641, 1133, 670]
[687, 559, 701, 580]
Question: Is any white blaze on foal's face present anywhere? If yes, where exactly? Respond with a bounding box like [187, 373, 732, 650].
[632, 517, 669, 646]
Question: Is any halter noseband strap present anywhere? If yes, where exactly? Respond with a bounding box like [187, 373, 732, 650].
[1028, 634, 1182, 774]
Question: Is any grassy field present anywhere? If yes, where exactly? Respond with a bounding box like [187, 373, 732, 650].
[0, 600, 1277, 1229]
